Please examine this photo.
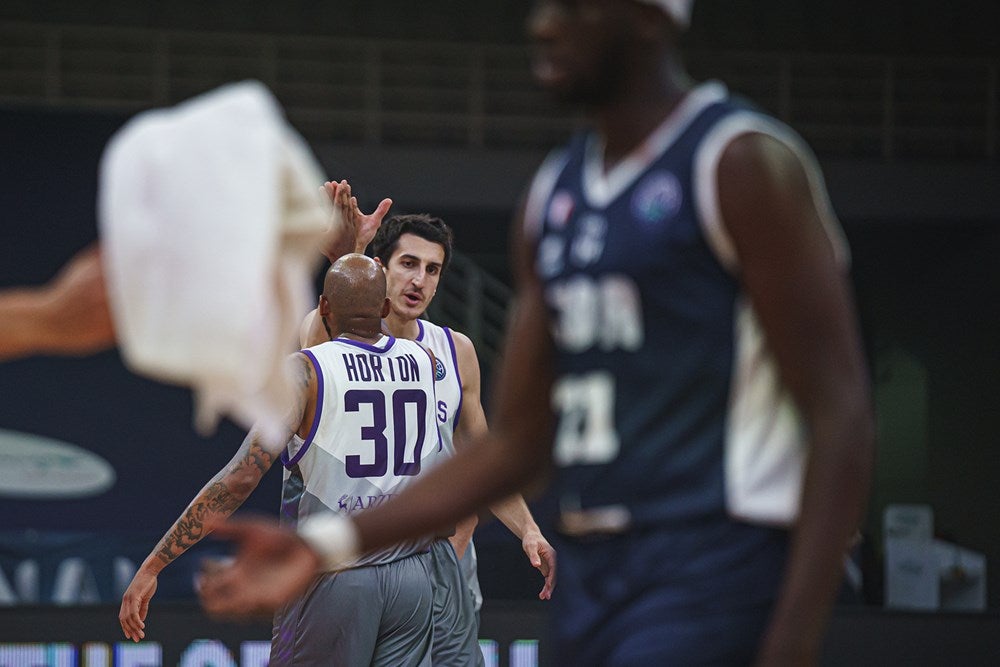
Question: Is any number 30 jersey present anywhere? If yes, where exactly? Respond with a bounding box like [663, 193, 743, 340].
[282, 334, 444, 567]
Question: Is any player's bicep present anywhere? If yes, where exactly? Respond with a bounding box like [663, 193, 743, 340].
[285, 352, 318, 441]
[452, 333, 489, 447]
[717, 133, 867, 415]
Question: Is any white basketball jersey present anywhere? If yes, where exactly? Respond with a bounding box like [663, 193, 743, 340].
[282, 334, 443, 567]
[415, 319, 463, 455]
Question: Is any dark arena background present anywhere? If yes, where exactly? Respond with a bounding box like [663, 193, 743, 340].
[1, 1, 999, 665]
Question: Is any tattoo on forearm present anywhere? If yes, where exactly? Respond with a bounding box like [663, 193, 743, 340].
[154, 436, 276, 567]
[156, 497, 214, 566]
[240, 440, 275, 477]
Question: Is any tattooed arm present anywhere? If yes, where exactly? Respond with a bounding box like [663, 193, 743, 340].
[119, 353, 317, 642]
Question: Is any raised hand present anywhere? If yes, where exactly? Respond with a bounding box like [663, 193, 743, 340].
[317, 180, 392, 260]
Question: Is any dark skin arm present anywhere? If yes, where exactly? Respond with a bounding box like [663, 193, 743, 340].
[449, 329, 556, 599]
[715, 132, 874, 665]
[119, 353, 316, 641]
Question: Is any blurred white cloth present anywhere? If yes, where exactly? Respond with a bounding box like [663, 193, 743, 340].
[98, 80, 329, 445]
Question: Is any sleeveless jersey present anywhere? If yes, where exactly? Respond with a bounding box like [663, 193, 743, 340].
[281, 334, 444, 567]
[523, 81, 848, 531]
[414, 319, 463, 456]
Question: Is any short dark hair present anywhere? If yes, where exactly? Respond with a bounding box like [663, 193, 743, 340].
[370, 213, 454, 273]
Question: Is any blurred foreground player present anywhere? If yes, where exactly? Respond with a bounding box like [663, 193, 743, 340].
[201, 1, 874, 664]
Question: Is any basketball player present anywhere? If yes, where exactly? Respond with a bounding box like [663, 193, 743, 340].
[201, 1, 874, 664]
[121, 254, 444, 666]
[0, 244, 114, 361]
[303, 210, 556, 666]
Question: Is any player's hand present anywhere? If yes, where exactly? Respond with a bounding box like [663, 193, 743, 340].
[119, 568, 158, 642]
[341, 181, 392, 254]
[317, 180, 392, 260]
[41, 244, 115, 355]
[521, 529, 556, 600]
[197, 518, 321, 618]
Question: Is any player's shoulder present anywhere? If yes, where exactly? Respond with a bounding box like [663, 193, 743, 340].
[416, 319, 479, 362]
[419, 318, 469, 346]
[702, 104, 809, 168]
[443, 327, 479, 364]
[445, 327, 474, 349]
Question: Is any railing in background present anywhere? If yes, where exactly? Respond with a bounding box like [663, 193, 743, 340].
[1, 20, 997, 160]
[426, 252, 512, 378]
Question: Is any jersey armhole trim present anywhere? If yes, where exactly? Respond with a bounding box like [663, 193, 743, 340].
[413, 340, 444, 452]
[693, 111, 850, 274]
[523, 148, 569, 243]
[281, 349, 324, 469]
[443, 326, 463, 432]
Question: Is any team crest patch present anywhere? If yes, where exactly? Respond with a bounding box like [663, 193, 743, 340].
[631, 171, 682, 225]
[435, 358, 447, 381]
[548, 190, 575, 229]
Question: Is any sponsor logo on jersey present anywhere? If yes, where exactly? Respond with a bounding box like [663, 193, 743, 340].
[0, 429, 116, 499]
[338, 493, 397, 512]
[570, 213, 607, 266]
[548, 190, 575, 229]
[631, 171, 682, 225]
[435, 357, 447, 381]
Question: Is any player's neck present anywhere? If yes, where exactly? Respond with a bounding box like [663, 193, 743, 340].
[335, 318, 385, 344]
[337, 331, 383, 345]
[383, 311, 421, 341]
[596, 60, 691, 166]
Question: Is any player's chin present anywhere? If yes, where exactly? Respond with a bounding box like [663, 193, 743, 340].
[401, 302, 426, 319]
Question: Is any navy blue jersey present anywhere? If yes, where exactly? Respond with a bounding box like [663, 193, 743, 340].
[524, 81, 847, 533]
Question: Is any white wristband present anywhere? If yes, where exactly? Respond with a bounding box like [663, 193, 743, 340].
[298, 513, 361, 571]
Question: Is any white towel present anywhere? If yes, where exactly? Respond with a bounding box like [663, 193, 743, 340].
[98, 80, 329, 448]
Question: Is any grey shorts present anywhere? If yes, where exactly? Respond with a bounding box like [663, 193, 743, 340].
[429, 539, 485, 667]
[270, 550, 433, 667]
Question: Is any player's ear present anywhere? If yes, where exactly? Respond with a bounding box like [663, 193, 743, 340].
[319, 295, 331, 318]
[380, 297, 391, 318]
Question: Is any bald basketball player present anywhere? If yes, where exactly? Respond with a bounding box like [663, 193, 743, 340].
[121, 254, 444, 666]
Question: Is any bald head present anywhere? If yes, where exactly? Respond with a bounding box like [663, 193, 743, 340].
[319, 254, 389, 341]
